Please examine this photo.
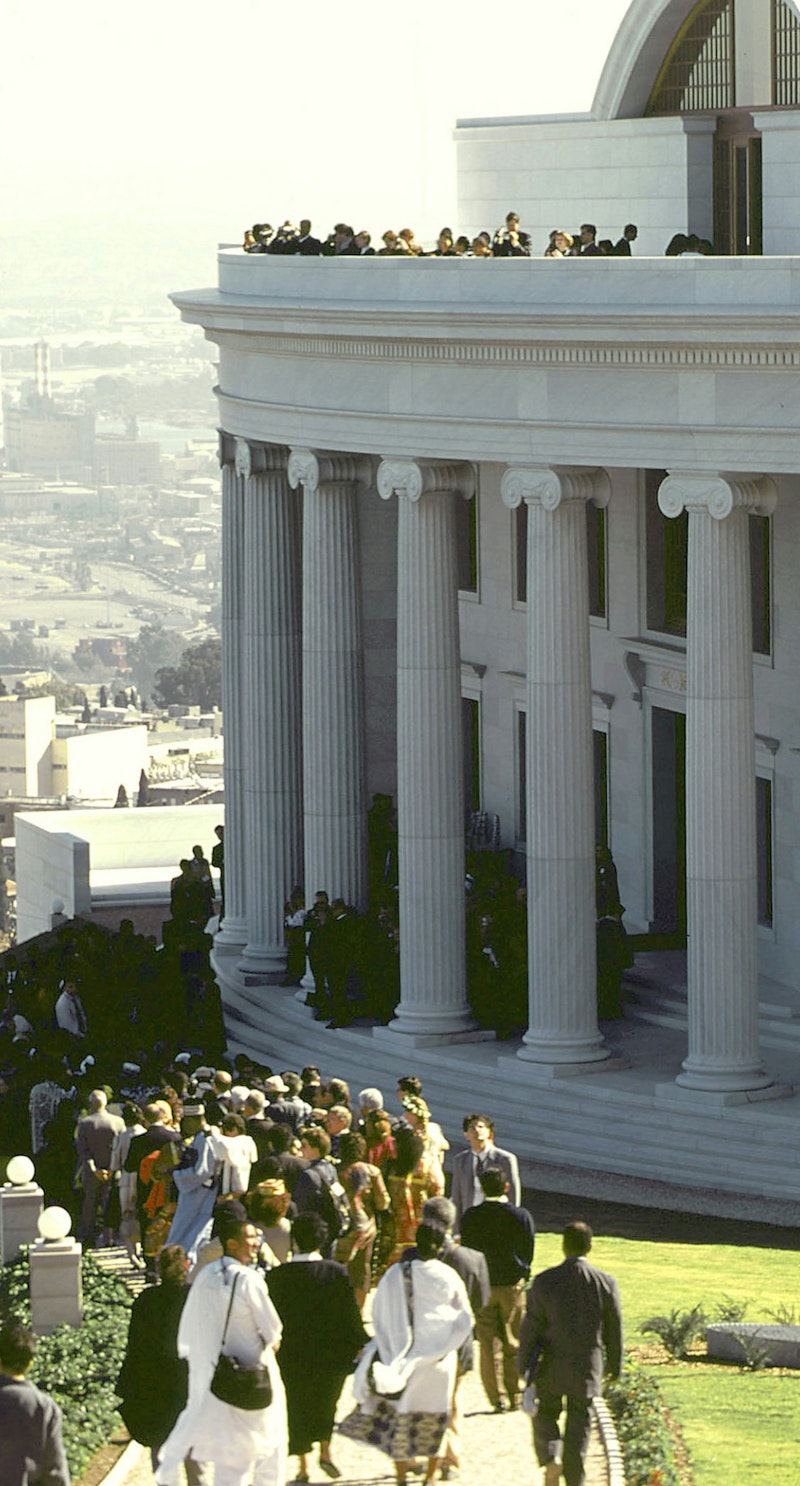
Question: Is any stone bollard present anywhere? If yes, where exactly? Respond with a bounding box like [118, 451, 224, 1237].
[0, 1156, 44, 1264]
[29, 1207, 83, 1336]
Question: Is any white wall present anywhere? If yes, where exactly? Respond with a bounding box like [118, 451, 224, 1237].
[51, 725, 148, 803]
[455, 114, 715, 256]
[14, 803, 223, 942]
[756, 112, 800, 256]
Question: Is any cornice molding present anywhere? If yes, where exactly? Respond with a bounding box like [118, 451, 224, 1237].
[216, 331, 800, 372]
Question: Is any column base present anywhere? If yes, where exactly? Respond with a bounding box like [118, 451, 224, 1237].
[212, 919, 248, 956]
[373, 1022, 495, 1050]
[657, 1078, 794, 1109]
[501, 1051, 629, 1081]
[516, 1030, 611, 1067]
[236, 946, 287, 986]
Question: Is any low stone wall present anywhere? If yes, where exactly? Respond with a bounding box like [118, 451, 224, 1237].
[706, 1322, 800, 1367]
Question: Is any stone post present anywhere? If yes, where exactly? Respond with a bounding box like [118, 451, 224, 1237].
[288, 449, 371, 912]
[658, 472, 777, 1094]
[0, 1173, 44, 1264]
[214, 432, 247, 953]
[502, 465, 611, 1067]
[237, 439, 303, 984]
[376, 458, 479, 1040]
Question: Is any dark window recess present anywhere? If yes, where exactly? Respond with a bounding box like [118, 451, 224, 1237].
[462, 697, 481, 815]
[517, 709, 527, 843]
[594, 731, 609, 847]
[456, 491, 478, 593]
[757, 776, 773, 927]
[645, 471, 770, 653]
[646, 0, 733, 114]
[515, 501, 527, 603]
[587, 503, 607, 619]
[773, 0, 800, 105]
[515, 499, 606, 616]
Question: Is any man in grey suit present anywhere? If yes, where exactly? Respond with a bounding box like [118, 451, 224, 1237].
[0, 1318, 70, 1486]
[518, 1221, 623, 1486]
[75, 1088, 124, 1246]
[450, 1113, 521, 1230]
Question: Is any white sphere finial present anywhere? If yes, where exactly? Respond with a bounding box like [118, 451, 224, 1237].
[37, 1206, 72, 1242]
[6, 1155, 35, 1186]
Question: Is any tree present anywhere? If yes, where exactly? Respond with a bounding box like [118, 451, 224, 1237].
[153, 636, 222, 711]
[81, 695, 92, 723]
[114, 784, 129, 808]
[99, 685, 108, 708]
[137, 769, 151, 807]
[126, 623, 184, 702]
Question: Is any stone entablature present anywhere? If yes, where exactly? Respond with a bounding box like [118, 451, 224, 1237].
[172, 255, 800, 472]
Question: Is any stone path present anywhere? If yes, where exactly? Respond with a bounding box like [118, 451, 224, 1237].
[105, 1365, 611, 1486]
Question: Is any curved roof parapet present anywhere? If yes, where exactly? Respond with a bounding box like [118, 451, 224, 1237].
[593, 0, 800, 118]
[592, 0, 701, 118]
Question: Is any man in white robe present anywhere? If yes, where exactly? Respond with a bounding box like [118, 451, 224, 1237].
[156, 1219, 288, 1486]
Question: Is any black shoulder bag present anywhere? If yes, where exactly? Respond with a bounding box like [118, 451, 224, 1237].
[210, 1266, 273, 1411]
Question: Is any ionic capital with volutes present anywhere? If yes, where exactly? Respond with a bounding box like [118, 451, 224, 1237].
[287, 448, 373, 494]
[658, 472, 777, 521]
[501, 465, 610, 512]
[218, 430, 237, 469]
[377, 458, 475, 504]
[233, 438, 288, 479]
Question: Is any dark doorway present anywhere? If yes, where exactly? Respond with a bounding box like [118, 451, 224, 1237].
[651, 706, 687, 942]
[714, 116, 762, 255]
[462, 696, 481, 816]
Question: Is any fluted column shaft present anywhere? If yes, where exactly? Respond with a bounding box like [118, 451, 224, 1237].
[378, 459, 476, 1036]
[502, 466, 610, 1064]
[238, 440, 303, 982]
[659, 472, 776, 1091]
[215, 434, 247, 949]
[288, 450, 369, 911]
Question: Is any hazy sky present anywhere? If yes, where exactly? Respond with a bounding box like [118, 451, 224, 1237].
[3, 0, 631, 243]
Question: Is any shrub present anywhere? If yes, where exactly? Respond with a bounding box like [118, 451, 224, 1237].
[715, 1294, 748, 1324]
[0, 1249, 133, 1479]
[767, 1302, 798, 1325]
[640, 1304, 707, 1359]
[605, 1359, 679, 1486]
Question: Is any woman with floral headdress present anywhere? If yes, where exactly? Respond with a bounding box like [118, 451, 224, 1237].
[401, 1095, 448, 1195]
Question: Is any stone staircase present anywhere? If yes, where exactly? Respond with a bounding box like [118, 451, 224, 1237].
[217, 971, 800, 1221]
[92, 1244, 149, 1297]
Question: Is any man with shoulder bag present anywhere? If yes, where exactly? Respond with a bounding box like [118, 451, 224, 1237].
[156, 1217, 288, 1486]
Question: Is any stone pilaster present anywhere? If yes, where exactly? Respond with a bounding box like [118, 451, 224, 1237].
[237, 439, 303, 983]
[502, 466, 611, 1066]
[376, 458, 477, 1039]
[215, 433, 247, 952]
[288, 449, 371, 912]
[658, 472, 777, 1093]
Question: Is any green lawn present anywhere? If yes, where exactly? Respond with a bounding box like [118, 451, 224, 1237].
[531, 1231, 800, 1483]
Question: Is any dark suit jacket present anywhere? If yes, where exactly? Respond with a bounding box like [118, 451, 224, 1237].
[460, 1198, 535, 1286]
[518, 1255, 623, 1398]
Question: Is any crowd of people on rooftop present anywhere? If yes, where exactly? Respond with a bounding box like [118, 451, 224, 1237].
[242, 213, 715, 259]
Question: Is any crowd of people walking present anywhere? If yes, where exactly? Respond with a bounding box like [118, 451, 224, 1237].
[1, 1009, 623, 1486]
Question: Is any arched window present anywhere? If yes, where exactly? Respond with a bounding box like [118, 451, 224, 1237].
[646, 0, 734, 114]
[773, 0, 800, 105]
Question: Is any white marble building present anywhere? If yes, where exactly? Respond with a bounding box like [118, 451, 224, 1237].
[172, 0, 800, 1209]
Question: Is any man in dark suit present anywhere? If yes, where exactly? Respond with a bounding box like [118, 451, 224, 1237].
[461, 1166, 535, 1412]
[0, 1318, 70, 1486]
[518, 1221, 623, 1486]
[450, 1112, 521, 1230]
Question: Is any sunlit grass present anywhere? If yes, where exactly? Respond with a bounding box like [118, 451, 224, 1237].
[530, 1230, 800, 1482]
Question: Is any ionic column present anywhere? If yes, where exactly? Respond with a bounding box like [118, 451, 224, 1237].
[215, 433, 248, 952]
[237, 439, 303, 983]
[658, 472, 777, 1092]
[288, 449, 371, 911]
[502, 466, 611, 1065]
[377, 458, 476, 1038]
